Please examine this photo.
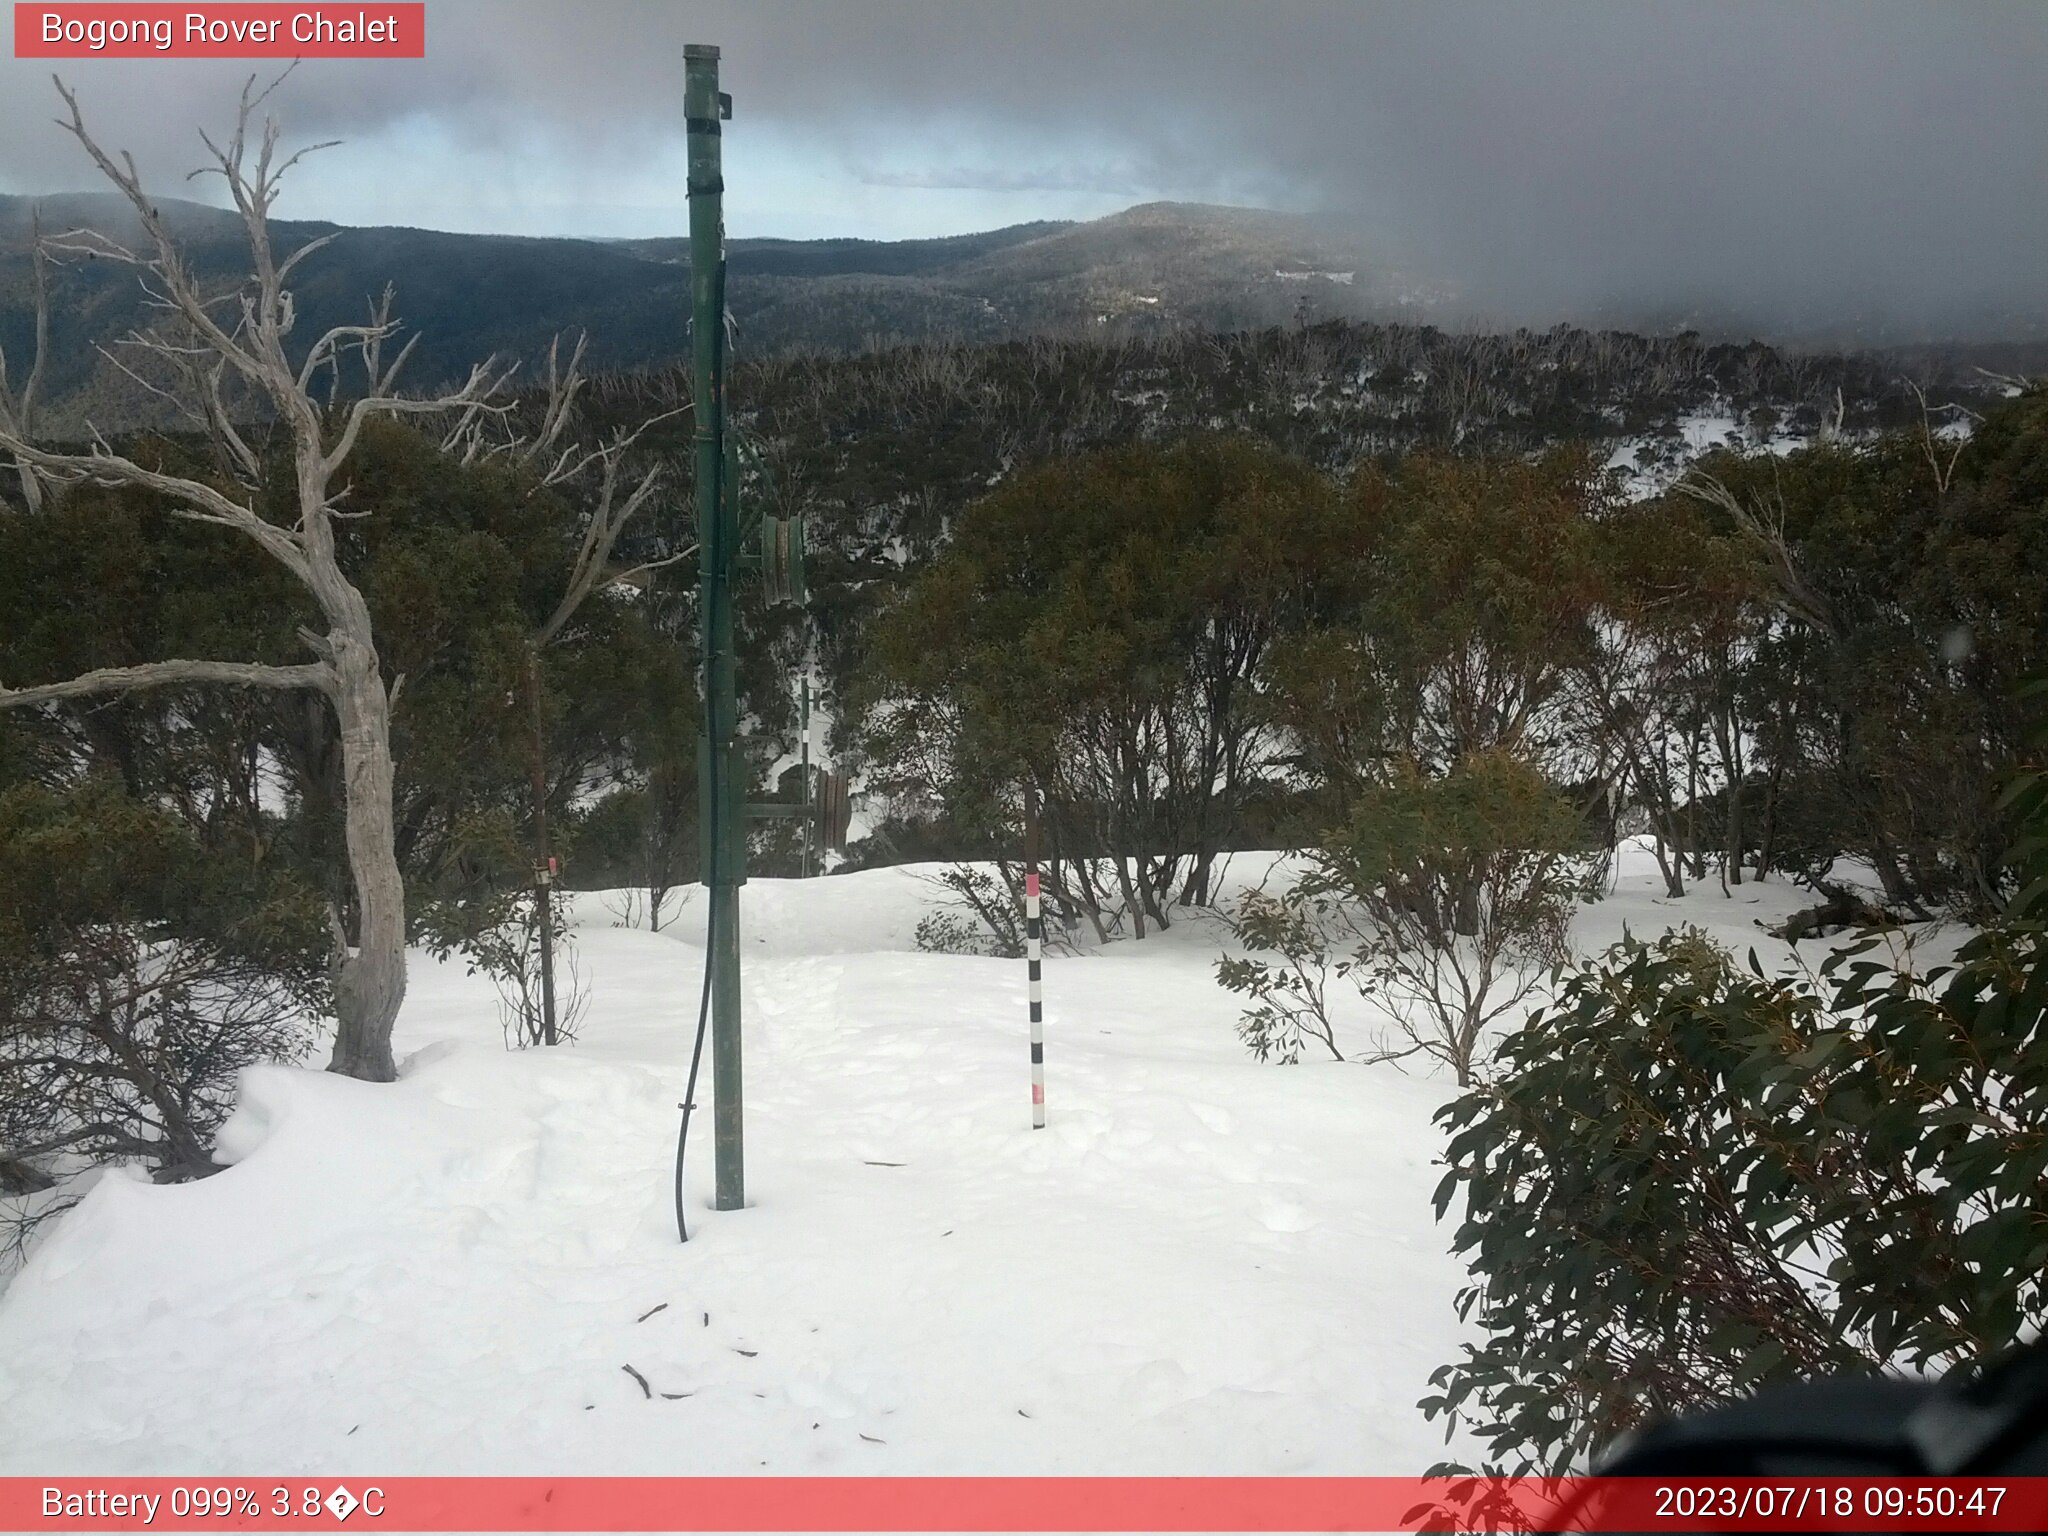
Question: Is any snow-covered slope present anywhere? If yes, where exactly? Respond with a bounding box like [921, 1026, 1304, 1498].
[0, 850, 1882, 1475]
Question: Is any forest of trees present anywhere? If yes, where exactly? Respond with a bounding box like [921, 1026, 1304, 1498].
[7, 350, 2039, 1177]
[0, 108, 2042, 1473]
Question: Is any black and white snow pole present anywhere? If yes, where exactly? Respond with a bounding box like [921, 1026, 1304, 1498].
[800, 677, 813, 879]
[1024, 783, 1046, 1129]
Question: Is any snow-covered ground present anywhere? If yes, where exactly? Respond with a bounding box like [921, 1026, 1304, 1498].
[1602, 406, 1817, 500]
[0, 845, 1924, 1476]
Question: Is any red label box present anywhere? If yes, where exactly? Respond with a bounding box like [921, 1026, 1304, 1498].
[3, 1476, 2047, 1532]
[13, 4, 425, 58]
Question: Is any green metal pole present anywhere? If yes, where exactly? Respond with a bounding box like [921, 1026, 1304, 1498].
[686, 42, 744, 1213]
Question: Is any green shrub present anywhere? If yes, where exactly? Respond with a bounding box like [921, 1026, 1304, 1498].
[0, 780, 327, 1223]
[1424, 900, 2047, 1472]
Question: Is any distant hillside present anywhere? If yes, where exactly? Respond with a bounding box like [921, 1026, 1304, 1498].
[609, 221, 1071, 278]
[1, 192, 2041, 434]
[0, 194, 1436, 431]
[0, 194, 691, 432]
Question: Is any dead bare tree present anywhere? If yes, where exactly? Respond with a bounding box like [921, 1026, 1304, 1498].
[0, 209, 50, 513]
[524, 344, 688, 648]
[499, 334, 687, 1046]
[1905, 379, 1980, 497]
[0, 75, 516, 1082]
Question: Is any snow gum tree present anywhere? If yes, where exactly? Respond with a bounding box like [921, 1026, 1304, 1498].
[862, 434, 1344, 939]
[1564, 490, 1769, 899]
[1269, 446, 1613, 803]
[1225, 449, 1611, 1082]
[1667, 394, 2048, 919]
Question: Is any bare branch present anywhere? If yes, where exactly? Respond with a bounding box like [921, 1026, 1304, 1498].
[295, 285, 423, 401]
[1675, 467, 1838, 639]
[537, 461, 666, 645]
[19, 209, 50, 424]
[201, 357, 268, 486]
[274, 228, 340, 286]
[49, 77, 267, 385]
[605, 545, 696, 592]
[1972, 366, 2031, 395]
[529, 401, 688, 645]
[93, 340, 209, 428]
[244, 61, 302, 121]
[360, 283, 395, 383]
[296, 316, 397, 394]
[322, 355, 516, 476]
[528, 331, 590, 468]
[39, 225, 143, 265]
[0, 658, 332, 709]
[534, 442, 601, 488]
[369, 330, 422, 398]
[1906, 379, 1973, 496]
[0, 431, 310, 580]
[0, 208, 52, 511]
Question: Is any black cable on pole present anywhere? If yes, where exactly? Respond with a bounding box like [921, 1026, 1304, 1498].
[673, 464, 719, 1242]
[675, 553, 720, 1242]
[674, 887, 715, 1243]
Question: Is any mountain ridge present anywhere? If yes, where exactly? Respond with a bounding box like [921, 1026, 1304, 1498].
[0, 192, 2039, 434]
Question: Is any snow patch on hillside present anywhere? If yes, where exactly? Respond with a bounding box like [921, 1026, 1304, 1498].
[1604, 406, 1824, 499]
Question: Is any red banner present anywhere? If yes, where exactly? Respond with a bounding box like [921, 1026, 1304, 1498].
[13, 5, 425, 58]
[4, 1476, 2047, 1532]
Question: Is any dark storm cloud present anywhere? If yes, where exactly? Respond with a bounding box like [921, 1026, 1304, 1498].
[1, 1, 2041, 332]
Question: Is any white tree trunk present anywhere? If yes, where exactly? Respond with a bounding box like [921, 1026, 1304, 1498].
[326, 635, 405, 1081]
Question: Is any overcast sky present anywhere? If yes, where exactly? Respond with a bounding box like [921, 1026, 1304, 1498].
[2, 1, 2043, 329]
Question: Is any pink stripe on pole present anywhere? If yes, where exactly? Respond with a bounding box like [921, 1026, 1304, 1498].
[1025, 872, 1040, 898]
[1032, 1084, 1044, 1104]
